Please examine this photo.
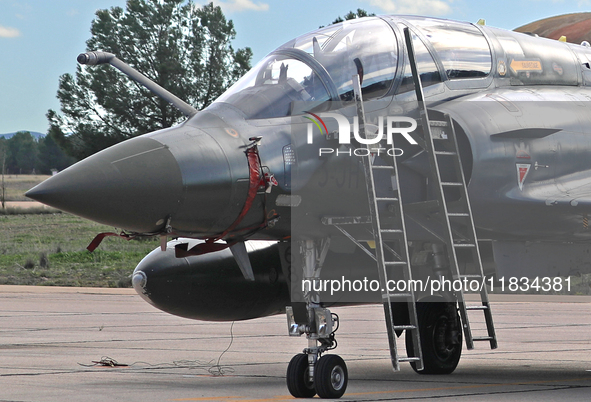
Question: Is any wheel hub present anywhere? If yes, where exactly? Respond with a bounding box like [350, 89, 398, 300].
[330, 366, 345, 390]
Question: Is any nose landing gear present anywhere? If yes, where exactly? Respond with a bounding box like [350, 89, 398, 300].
[285, 239, 348, 399]
[286, 332, 348, 398]
[287, 352, 348, 399]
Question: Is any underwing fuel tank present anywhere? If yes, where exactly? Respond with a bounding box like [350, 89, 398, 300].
[132, 238, 396, 321]
[132, 239, 289, 321]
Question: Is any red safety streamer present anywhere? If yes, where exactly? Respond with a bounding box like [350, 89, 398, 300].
[174, 145, 265, 258]
[216, 146, 265, 239]
[87, 232, 135, 252]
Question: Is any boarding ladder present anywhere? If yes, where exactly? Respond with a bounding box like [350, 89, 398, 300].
[402, 27, 497, 350]
[323, 73, 424, 371]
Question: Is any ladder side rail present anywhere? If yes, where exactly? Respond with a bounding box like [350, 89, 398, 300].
[403, 27, 426, 103]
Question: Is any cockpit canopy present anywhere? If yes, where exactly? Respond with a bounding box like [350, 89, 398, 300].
[286, 18, 398, 101]
[215, 17, 398, 119]
[212, 14, 583, 122]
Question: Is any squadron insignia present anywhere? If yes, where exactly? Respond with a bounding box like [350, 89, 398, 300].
[516, 163, 531, 191]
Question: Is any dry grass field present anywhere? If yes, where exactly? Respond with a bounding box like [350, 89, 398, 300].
[0, 175, 160, 287]
[1, 174, 51, 201]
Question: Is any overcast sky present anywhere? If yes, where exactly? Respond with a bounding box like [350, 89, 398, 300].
[1, 0, 590, 134]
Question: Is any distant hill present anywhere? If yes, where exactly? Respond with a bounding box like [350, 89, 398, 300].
[0, 131, 45, 140]
[515, 12, 591, 45]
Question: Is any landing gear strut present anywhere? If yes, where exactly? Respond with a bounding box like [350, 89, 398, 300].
[285, 239, 348, 399]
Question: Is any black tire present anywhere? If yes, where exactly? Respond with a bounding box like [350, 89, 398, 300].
[406, 301, 462, 374]
[286, 353, 316, 398]
[314, 354, 348, 399]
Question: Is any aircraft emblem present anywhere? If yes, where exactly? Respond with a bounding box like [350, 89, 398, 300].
[516, 163, 531, 191]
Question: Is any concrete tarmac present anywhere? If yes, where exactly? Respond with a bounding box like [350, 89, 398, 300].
[1, 285, 591, 401]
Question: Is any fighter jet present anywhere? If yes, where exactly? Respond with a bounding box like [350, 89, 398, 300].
[27, 15, 591, 399]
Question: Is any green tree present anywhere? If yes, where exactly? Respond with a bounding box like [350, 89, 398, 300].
[48, 0, 252, 160]
[329, 9, 375, 26]
[5, 132, 39, 174]
[37, 131, 76, 175]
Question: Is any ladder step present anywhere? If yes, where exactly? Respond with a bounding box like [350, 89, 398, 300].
[392, 325, 417, 331]
[381, 229, 403, 233]
[448, 212, 469, 217]
[372, 165, 395, 170]
[399, 357, 422, 362]
[384, 261, 408, 266]
[466, 305, 489, 311]
[435, 151, 457, 156]
[460, 274, 484, 279]
[453, 243, 476, 248]
[472, 336, 494, 342]
[382, 293, 412, 301]
[441, 182, 463, 186]
[376, 197, 399, 202]
[387, 293, 413, 298]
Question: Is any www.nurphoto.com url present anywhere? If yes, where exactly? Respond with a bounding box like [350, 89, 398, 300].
[302, 276, 572, 296]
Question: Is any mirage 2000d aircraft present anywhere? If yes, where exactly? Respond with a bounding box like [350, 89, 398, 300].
[28, 15, 591, 399]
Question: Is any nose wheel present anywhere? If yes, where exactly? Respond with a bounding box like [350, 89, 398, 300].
[286, 354, 316, 398]
[287, 353, 348, 399]
[314, 354, 348, 398]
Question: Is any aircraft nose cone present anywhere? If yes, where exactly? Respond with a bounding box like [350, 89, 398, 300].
[26, 135, 184, 233]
